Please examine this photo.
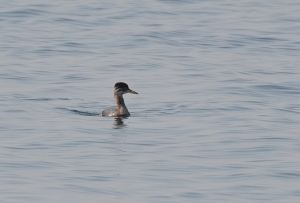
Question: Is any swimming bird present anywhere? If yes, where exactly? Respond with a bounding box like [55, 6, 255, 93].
[102, 82, 138, 117]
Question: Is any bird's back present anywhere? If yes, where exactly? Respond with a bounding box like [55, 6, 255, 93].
[102, 108, 118, 117]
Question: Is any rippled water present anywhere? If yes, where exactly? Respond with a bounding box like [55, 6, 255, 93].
[1, 1, 300, 202]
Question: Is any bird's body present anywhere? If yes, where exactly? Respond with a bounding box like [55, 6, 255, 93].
[102, 82, 138, 117]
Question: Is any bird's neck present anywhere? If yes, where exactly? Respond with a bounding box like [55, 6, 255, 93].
[114, 91, 130, 116]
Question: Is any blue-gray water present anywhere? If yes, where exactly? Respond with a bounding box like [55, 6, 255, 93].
[1, 1, 300, 202]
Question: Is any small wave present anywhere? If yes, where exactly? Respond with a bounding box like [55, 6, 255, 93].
[57, 108, 99, 116]
[24, 98, 70, 101]
[2, 8, 48, 18]
[254, 84, 296, 90]
[253, 84, 300, 94]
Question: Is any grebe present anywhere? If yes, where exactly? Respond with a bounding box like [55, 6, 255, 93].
[102, 82, 138, 117]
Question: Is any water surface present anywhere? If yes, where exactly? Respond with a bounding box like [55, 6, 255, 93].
[1, 1, 300, 202]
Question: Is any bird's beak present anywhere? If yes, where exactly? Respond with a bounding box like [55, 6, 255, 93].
[127, 89, 138, 94]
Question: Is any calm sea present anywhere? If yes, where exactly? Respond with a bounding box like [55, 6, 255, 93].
[1, 1, 300, 202]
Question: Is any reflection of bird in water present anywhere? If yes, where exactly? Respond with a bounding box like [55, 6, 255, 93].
[102, 82, 138, 117]
[114, 117, 124, 128]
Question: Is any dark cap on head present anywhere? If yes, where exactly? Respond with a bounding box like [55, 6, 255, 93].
[114, 82, 129, 90]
